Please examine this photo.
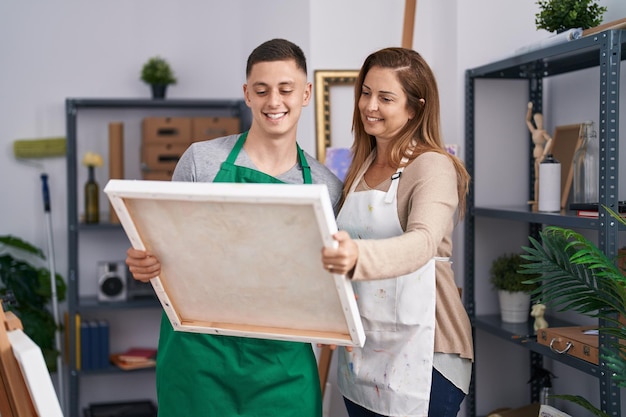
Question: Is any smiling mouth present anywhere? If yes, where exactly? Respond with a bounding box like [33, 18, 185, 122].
[366, 116, 382, 122]
[265, 112, 287, 119]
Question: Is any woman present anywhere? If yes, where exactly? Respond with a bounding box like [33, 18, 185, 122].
[321, 47, 473, 417]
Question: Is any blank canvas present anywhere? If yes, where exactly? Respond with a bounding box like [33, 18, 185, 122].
[104, 180, 365, 347]
[7, 329, 63, 417]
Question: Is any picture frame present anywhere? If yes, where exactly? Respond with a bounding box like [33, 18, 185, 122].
[104, 179, 365, 347]
[549, 123, 583, 209]
[314, 70, 359, 163]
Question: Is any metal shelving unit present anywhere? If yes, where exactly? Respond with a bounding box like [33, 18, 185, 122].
[464, 30, 625, 416]
[65, 98, 251, 417]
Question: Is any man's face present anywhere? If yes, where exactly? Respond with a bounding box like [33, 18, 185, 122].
[243, 59, 311, 139]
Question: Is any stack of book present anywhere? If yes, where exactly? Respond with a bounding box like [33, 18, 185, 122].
[569, 201, 626, 218]
[64, 313, 110, 371]
[110, 347, 157, 370]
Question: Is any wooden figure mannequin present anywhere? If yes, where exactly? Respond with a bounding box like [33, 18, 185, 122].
[526, 102, 553, 208]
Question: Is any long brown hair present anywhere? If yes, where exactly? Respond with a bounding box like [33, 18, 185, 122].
[342, 47, 470, 219]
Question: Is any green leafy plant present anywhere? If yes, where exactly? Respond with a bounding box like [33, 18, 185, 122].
[535, 0, 607, 33]
[140, 56, 177, 86]
[0, 235, 66, 371]
[490, 253, 540, 293]
[520, 207, 626, 417]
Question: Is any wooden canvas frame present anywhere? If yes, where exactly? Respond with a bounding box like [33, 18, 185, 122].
[7, 330, 63, 417]
[104, 180, 365, 347]
[1, 302, 61, 417]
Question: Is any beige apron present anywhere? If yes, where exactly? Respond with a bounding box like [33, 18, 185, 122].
[336, 154, 440, 416]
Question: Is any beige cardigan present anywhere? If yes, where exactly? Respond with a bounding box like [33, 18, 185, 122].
[350, 151, 474, 361]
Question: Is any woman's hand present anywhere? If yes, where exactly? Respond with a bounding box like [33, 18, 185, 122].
[316, 343, 353, 353]
[126, 247, 161, 282]
[321, 231, 358, 276]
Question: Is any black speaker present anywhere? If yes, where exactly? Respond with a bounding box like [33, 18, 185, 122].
[127, 275, 156, 300]
[97, 261, 127, 302]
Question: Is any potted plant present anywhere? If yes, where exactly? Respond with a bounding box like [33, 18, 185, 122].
[0, 235, 66, 371]
[535, 0, 607, 33]
[490, 252, 540, 323]
[520, 207, 626, 417]
[140, 56, 177, 99]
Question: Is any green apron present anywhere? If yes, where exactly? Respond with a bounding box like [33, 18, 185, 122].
[156, 132, 321, 417]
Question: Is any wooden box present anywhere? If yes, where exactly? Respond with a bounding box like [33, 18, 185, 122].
[192, 117, 241, 142]
[141, 170, 174, 181]
[537, 326, 598, 364]
[141, 143, 188, 171]
[142, 117, 192, 145]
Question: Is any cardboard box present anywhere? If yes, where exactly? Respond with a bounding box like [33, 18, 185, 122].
[142, 117, 192, 145]
[537, 326, 599, 364]
[142, 143, 188, 171]
[191, 117, 240, 142]
[141, 170, 175, 181]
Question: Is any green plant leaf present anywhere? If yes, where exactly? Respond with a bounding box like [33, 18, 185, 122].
[520, 224, 626, 395]
[0, 234, 65, 373]
[549, 394, 610, 417]
[535, 0, 607, 32]
[521, 227, 626, 317]
[0, 235, 45, 259]
[490, 252, 540, 292]
[140, 56, 177, 86]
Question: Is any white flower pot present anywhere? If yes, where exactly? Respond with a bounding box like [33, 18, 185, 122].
[498, 290, 531, 323]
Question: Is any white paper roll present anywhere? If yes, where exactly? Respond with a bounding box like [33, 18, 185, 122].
[539, 157, 561, 212]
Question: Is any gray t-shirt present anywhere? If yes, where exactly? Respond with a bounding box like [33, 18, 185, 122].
[172, 134, 344, 213]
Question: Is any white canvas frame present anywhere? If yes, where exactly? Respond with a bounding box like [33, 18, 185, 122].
[104, 179, 365, 347]
[7, 329, 63, 417]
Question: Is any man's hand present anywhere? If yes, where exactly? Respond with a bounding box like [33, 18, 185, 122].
[126, 248, 161, 282]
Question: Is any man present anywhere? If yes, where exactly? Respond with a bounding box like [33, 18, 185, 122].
[126, 39, 342, 417]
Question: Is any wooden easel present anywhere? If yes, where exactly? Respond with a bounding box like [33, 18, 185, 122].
[317, 0, 418, 397]
[0, 301, 38, 417]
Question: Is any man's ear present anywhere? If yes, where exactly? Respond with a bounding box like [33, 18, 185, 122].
[302, 82, 312, 106]
[243, 84, 251, 106]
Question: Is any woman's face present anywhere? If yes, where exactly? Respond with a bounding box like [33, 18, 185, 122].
[358, 66, 415, 142]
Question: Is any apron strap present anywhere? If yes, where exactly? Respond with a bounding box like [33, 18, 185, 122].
[296, 144, 312, 184]
[384, 142, 418, 204]
[384, 156, 410, 204]
[225, 131, 247, 164]
[218, 131, 311, 184]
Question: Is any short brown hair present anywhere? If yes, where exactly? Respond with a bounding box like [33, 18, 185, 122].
[246, 38, 307, 78]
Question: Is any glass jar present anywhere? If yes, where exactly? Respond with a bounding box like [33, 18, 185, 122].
[572, 121, 598, 203]
[85, 165, 100, 223]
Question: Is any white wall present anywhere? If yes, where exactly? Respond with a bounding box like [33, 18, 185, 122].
[1, 0, 625, 416]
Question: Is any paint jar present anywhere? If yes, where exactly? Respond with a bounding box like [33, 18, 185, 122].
[538, 154, 561, 212]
